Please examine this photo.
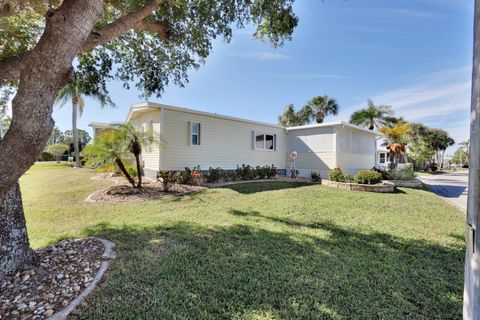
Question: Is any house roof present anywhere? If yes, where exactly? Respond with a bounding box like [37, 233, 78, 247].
[285, 121, 381, 136]
[93, 102, 382, 136]
[125, 102, 286, 129]
[88, 122, 115, 129]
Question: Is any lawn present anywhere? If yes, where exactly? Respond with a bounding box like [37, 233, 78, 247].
[20, 164, 465, 319]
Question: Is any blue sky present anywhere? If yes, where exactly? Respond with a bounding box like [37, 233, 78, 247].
[51, 0, 473, 154]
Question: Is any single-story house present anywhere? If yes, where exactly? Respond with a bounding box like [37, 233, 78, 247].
[89, 102, 381, 179]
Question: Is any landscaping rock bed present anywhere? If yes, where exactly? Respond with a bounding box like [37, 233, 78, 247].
[385, 179, 422, 188]
[86, 178, 205, 203]
[323, 180, 395, 193]
[0, 238, 114, 320]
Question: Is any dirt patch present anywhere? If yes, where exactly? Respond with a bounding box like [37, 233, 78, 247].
[87, 178, 205, 203]
[0, 238, 104, 319]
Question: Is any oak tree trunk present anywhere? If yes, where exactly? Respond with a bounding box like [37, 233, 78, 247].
[0, 182, 36, 276]
[0, 0, 104, 275]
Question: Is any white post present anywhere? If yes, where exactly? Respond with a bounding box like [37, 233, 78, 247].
[464, 1, 480, 318]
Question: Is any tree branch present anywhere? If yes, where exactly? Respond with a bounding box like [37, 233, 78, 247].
[0, 0, 169, 85]
[82, 0, 168, 51]
[133, 20, 169, 38]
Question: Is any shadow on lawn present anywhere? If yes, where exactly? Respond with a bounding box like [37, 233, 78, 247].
[218, 181, 314, 194]
[77, 219, 464, 319]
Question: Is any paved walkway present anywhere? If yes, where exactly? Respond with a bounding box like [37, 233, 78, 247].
[419, 171, 469, 212]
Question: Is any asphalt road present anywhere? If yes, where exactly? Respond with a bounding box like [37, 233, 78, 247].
[419, 171, 469, 212]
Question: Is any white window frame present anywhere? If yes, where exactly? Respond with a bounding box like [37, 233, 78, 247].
[191, 121, 200, 146]
[254, 131, 276, 151]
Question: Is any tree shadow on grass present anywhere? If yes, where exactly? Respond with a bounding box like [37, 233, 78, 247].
[218, 181, 314, 194]
[76, 219, 464, 319]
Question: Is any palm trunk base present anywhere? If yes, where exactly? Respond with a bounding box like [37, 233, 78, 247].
[0, 182, 36, 276]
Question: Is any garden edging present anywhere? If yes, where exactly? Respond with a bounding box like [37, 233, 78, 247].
[47, 238, 116, 320]
[323, 180, 395, 193]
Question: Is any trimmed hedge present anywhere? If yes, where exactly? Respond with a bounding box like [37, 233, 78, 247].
[354, 170, 382, 185]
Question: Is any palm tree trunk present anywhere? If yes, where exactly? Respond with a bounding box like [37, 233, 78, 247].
[115, 158, 136, 188]
[72, 99, 80, 167]
[134, 152, 142, 188]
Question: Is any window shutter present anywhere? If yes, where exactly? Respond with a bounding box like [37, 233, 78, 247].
[188, 121, 192, 145]
[273, 134, 277, 151]
[198, 123, 201, 145]
[252, 131, 255, 150]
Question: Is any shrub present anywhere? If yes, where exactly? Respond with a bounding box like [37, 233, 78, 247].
[387, 169, 416, 180]
[344, 174, 354, 183]
[354, 170, 382, 185]
[329, 167, 345, 182]
[126, 166, 138, 177]
[310, 171, 321, 183]
[256, 165, 277, 179]
[38, 151, 55, 161]
[206, 167, 222, 183]
[236, 164, 255, 181]
[430, 163, 438, 172]
[224, 170, 237, 181]
[176, 167, 193, 184]
[157, 171, 177, 191]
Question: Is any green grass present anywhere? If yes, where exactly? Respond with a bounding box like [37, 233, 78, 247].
[20, 164, 465, 319]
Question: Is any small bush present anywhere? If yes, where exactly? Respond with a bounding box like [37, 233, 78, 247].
[344, 174, 354, 183]
[310, 171, 321, 183]
[223, 170, 237, 182]
[430, 163, 438, 172]
[354, 170, 382, 185]
[236, 164, 255, 181]
[176, 167, 193, 184]
[387, 169, 416, 180]
[126, 166, 138, 177]
[39, 151, 55, 161]
[157, 171, 177, 191]
[256, 165, 277, 179]
[329, 167, 345, 182]
[206, 167, 222, 183]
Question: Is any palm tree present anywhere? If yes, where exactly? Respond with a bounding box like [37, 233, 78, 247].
[301, 95, 339, 124]
[459, 140, 470, 158]
[56, 82, 112, 167]
[116, 124, 160, 188]
[379, 122, 412, 169]
[349, 99, 394, 130]
[278, 104, 306, 127]
[82, 130, 136, 188]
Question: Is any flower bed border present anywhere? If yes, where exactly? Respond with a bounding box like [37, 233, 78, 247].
[384, 179, 422, 188]
[322, 180, 395, 193]
[48, 238, 116, 320]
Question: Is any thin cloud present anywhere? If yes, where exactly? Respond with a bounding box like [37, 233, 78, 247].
[233, 51, 292, 61]
[280, 73, 350, 80]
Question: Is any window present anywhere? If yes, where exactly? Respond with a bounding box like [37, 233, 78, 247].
[254, 132, 276, 151]
[191, 122, 200, 145]
[379, 153, 386, 164]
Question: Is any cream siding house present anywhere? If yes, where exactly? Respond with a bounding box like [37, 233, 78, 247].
[286, 123, 379, 178]
[90, 102, 380, 179]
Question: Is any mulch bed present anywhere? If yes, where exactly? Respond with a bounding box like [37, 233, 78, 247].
[0, 238, 104, 320]
[87, 180, 205, 203]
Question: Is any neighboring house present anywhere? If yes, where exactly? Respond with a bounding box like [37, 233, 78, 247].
[90, 102, 380, 179]
[376, 147, 410, 170]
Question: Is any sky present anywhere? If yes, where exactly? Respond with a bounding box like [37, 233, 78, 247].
[50, 0, 474, 154]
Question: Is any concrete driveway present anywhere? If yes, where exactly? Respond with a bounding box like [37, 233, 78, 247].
[419, 171, 469, 212]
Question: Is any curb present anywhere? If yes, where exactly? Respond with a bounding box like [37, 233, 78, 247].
[47, 238, 116, 320]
